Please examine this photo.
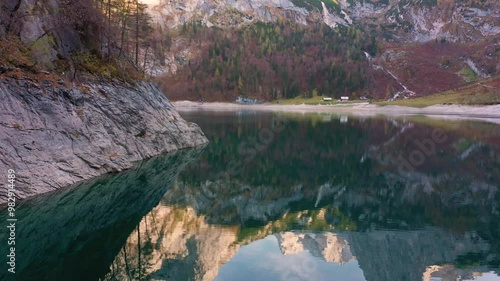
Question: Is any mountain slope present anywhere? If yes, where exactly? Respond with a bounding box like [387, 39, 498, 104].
[145, 0, 500, 101]
[147, 0, 499, 43]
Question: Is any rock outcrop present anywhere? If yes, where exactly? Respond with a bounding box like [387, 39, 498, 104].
[147, 0, 312, 29]
[1, 0, 84, 66]
[0, 78, 208, 203]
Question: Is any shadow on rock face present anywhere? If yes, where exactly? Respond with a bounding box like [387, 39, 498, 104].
[0, 147, 205, 281]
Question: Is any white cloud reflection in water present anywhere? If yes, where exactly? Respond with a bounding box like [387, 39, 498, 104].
[215, 235, 367, 281]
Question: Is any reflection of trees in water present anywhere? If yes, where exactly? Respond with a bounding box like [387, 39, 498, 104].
[166, 113, 500, 276]
[104, 206, 240, 281]
[179, 113, 499, 192]
[101, 114, 500, 280]
[104, 202, 499, 281]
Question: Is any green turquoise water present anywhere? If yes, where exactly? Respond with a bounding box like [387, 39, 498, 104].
[1, 111, 499, 281]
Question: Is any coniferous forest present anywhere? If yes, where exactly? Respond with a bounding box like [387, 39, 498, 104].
[161, 20, 379, 101]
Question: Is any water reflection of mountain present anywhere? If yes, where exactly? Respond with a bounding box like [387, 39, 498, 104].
[104, 205, 240, 281]
[275, 231, 354, 264]
[105, 204, 498, 281]
[171, 112, 499, 241]
[2, 112, 498, 281]
[178, 112, 499, 194]
[104, 113, 499, 281]
[275, 229, 495, 281]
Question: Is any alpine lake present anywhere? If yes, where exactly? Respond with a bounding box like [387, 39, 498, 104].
[1, 110, 499, 281]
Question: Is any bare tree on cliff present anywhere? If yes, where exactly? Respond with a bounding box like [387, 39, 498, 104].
[96, 0, 154, 69]
[1, 0, 158, 76]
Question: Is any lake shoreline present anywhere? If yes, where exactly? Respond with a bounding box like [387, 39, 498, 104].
[172, 101, 500, 124]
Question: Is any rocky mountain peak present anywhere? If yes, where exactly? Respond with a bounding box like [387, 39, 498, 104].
[146, 0, 349, 29]
[146, 0, 499, 43]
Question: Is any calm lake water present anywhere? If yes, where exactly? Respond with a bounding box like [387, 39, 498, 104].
[1, 110, 499, 281]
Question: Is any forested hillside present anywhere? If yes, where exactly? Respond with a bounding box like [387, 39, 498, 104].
[146, 0, 499, 102]
[2, 0, 498, 101]
[162, 21, 378, 101]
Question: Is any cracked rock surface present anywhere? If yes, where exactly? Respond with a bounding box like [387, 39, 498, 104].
[0, 78, 208, 203]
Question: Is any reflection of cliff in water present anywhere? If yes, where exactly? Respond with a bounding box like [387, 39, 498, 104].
[178, 112, 499, 197]
[275, 229, 495, 281]
[105, 112, 498, 281]
[174, 113, 499, 226]
[105, 202, 498, 281]
[103, 205, 240, 281]
[107, 169, 498, 280]
[0, 148, 204, 281]
[169, 113, 500, 249]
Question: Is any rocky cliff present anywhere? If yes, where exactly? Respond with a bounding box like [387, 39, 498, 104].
[0, 78, 208, 203]
[0, 0, 209, 202]
[148, 0, 499, 43]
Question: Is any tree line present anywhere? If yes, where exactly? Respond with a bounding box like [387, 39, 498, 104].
[1, 0, 163, 78]
[66, 0, 161, 74]
[161, 20, 379, 101]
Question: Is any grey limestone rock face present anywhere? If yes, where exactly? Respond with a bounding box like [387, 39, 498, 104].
[0, 78, 208, 203]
